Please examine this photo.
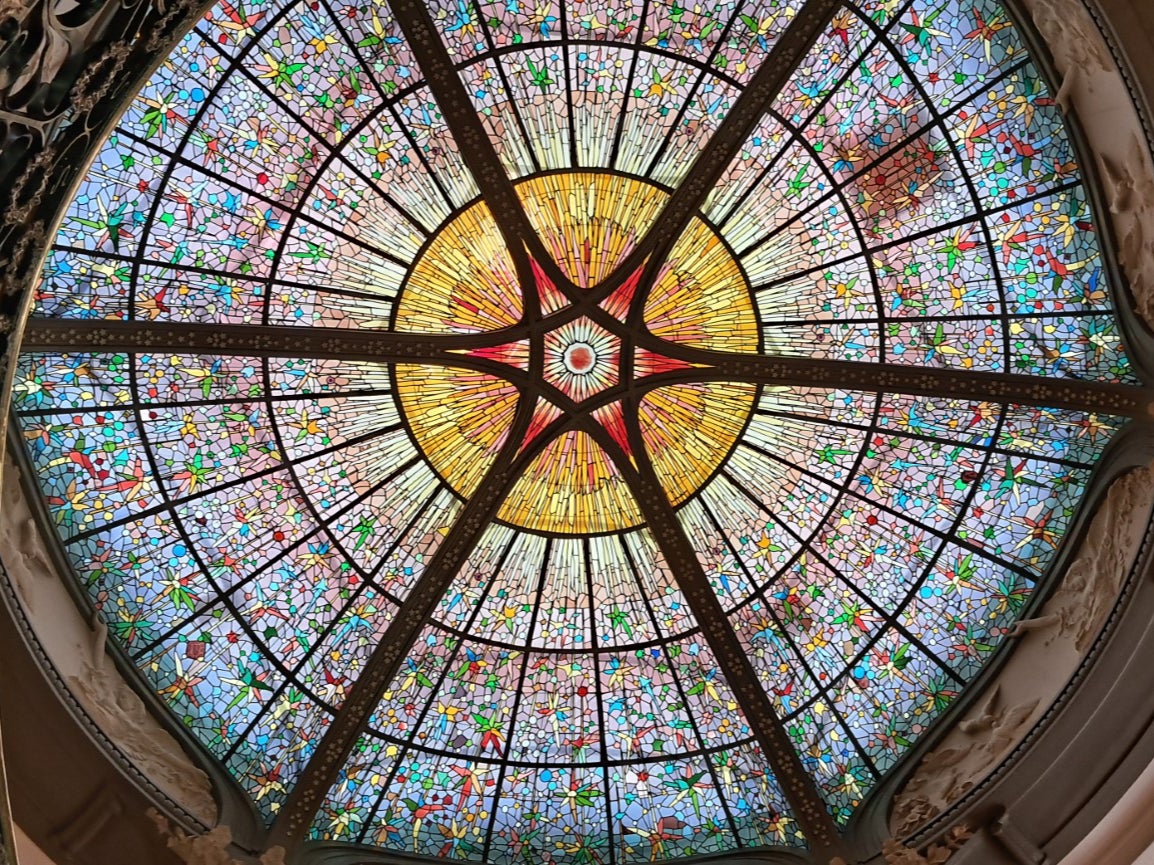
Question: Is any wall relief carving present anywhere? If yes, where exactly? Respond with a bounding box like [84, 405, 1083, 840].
[67, 622, 217, 824]
[1, 454, 217, 826]
[831, 827, 972, 865]
[1096, 137, 1154, 346]
[0, 463, 50, 613]
[1025, 0, 1111, 104]
[1022, 0, 1154, 330]
[1043, 462, 1154, 651]
[891, 689, 1041, 838]
[149, 811, 284, 865]
[891, 462, 1154, 837]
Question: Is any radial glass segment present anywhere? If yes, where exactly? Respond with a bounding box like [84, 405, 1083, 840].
[11, 0, 1142, 861]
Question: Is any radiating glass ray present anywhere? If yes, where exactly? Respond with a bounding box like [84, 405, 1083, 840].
[648, 218, 759, 351]
[394, 200, 521, 334]
[503, 430, 642, 534]
[338, 113, 454, 233]
[702, 112, 790, 223]
[741, 198, 861, 287]
[641, 383, 758, 507]
[569, 43, 633, 169]
[520, 172, 664, 286]
[501, 47, 572, 170]
[616, 51, 704, 176]
[718, 139, 834, 254]
[395, 88, 483, 207]
[459, 58, 538, 179]
[395, 367, 520, 501]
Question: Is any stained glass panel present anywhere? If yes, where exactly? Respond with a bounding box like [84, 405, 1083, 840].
[15, 0, 1139, 859]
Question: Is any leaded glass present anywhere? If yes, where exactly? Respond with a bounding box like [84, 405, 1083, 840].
[13, 0, 1142, 861]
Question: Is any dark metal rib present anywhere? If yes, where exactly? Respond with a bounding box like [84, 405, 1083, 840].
[579, 411, 850, 860]
[387, 0, 571, 321]
[618, 0, 845, 327]
[265, 395, 605, 847]
[20, 317, 521, 373]
[23, 318, 1151, 417]
[631, 338, 1154, 417]
[266, 402, 534, 847]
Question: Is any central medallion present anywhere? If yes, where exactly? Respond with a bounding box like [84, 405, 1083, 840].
[392, 172, 760, 535]
[563, 343, 595, 374]
[543, 319, 620, 403]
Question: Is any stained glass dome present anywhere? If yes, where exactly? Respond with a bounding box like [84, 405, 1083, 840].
[9, 0, 1147, 860]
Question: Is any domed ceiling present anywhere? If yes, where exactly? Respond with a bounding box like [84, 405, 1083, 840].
[8, 0, 1148, 860]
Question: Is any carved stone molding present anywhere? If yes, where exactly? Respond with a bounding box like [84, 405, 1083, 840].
[1096, 136, 1154, 332]
[829, 827, 973, 865]
[1022, 0, 1154, 333]
[0, 451, 217, 826]
[149, 811, 284, 865]
[890, 461, 1154, 838]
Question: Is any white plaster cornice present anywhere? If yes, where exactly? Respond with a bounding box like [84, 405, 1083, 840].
[0, 451, 216, 827]
[1023, 0, 1154, 331]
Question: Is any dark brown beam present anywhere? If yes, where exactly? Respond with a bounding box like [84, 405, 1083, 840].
[266, 398, 580, 848]
[18, 318, 536, 391]
[22, 318, 1152, 418]
[581, 414, 850, 859]
[618, 0, 844, 323]
[636, 338, 1154, 418]
[387, 0, 572, 321]
[20, 317, 515, 358]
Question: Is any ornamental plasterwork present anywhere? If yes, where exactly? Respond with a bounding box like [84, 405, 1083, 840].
[0, 452, 217, 824]
[1022, 0, 1154, 332]
[890, 458, 1154, 838]
[888, 0, 1154, 838]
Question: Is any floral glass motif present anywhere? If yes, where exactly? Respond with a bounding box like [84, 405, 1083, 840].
[14, 0, 1134, 861]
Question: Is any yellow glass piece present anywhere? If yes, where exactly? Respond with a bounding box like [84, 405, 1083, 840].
[396, 201, 522, 334]
[501, 429, 643, 534]
[396, 171, 759, 534]
[645, 218, 760, 353]
[640, 382, 758, 506]
[518, 172, 666, 287]
[395, 366, 519, 497]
